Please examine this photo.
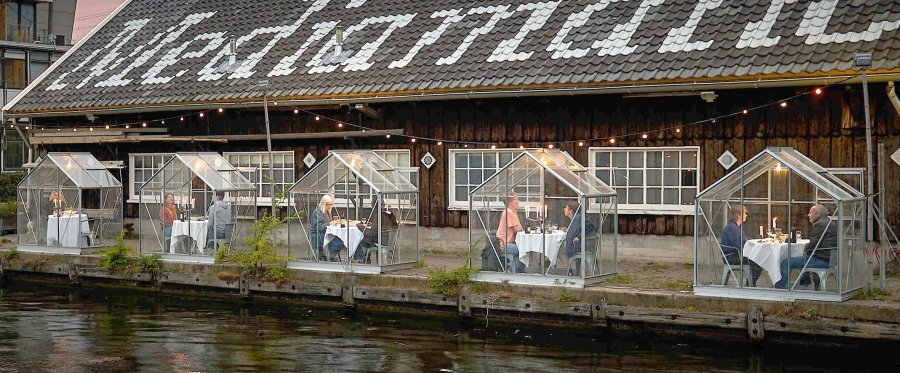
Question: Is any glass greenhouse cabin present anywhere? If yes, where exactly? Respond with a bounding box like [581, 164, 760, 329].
[694, 147, 867, 302]
[17, 153, 123, 254]
[469, 149, 618, 287]
[287, 150, 419, 274]
[138, 153, 257, 263]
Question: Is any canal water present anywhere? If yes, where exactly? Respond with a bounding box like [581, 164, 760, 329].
[0, 284, 891, 372]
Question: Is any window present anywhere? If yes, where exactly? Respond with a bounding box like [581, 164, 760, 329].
[589, 146, 699, 214]
[373, 149, 411, 168]
[224, 151, 295, 204]
[2, 57, 27, 89]
[1, 128, 25, 171]
[448, 149, 522, 209]
[128, 153, 175, 201]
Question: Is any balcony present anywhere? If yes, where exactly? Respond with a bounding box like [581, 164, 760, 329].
[3, 26, 66, 45]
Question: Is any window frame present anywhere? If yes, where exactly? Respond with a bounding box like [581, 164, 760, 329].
[223, 151, 295, 206]
[127, 153, 175, 202]
[447, 148, 523, 210]
[588, 146, 700, 215]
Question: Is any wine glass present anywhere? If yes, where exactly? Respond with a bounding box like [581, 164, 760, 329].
[766, 228, 775, 241]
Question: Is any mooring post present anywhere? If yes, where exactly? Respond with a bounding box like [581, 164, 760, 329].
[239, 271, 250, 298]
[458, 285, 472, 317]
[68, 264, 80, 285]
[342, 276, 357, 307]
[592, 298, 608, 326]
[748, 305, 765, 342]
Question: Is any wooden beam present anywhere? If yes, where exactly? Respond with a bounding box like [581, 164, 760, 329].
[28, 129, 403, 145]
[199, 129, 403, 141]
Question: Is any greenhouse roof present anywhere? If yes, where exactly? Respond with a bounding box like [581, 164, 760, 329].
[472, 149, 616, 198]
[167, 153, 256, 192]
[698, 147, 864, 201]
[291, 150, 417, 194]
[27, 153, 122, 189]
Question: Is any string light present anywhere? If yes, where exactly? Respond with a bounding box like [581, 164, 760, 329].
[547, 144, 553, 149]
[180, 117, 185, 122]
[411, 138, 416, 143]
[294, 109, 299, 114]
[386, 134, 391, 139]
[162, 120, 166, 124]
[89, 127, 94, 131]
[217, 108, 224, 113]
[142, 122, 147, 127]
[199, 112, 205, 118]
[125, 125, 130, 129]
[286, 73, 858, 148]
[337, 122, 343, 128]
[73, 128, 77, 132]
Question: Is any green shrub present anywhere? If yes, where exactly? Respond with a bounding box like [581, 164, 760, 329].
[214, 244, 228, 264]
[99, 231, 131, 271]
[138, 252, 162, 275]
[5, 247, 17, 260]
[427, 265, 473, 297]
[0, 172, 25, 202]
[0, 201, 17, 218]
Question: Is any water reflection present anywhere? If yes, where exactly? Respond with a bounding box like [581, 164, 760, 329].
[0, 285, 892, 372]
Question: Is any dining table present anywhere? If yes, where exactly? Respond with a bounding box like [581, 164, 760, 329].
[743, 238, 808, 285]
[515, 230, 566, 269]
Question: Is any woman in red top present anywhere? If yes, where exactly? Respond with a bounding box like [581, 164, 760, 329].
[160, 193, 177, 242]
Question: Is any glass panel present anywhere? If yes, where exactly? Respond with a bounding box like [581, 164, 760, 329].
[681, 170, 697, 187]
[596, 152, 610, 167]
[628, 170, 642, 186]
[681, 151, 697, 168]
[647, 188, 661, 204]
[628, 188, 643, 204]
[663, 170, 678, 186]
[628, 152, 644, 168]
[680, 188, 694, 205]
[647, 170, 661, 186]
[612, 152, 627, 168]
[613, 169, 626, 187]
[469, 154, 482, 168]
[663, 188, 678, 204]
[663, 151, 678, 168]
[647, 151, 662, 168]
[456, 153, 467, 168]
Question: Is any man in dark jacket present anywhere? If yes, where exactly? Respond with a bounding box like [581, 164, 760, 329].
[775, 204, 835, 289]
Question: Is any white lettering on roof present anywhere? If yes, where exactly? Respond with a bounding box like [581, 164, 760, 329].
[488, 1, 561, 63]
[736, 0, 798, 49]
[47, 18, 149, 90]
[389, 8, 466, 69]
[657, 0, 723, 53]
[595, 0, 664, 56]
[547, 1, 619, 60]
[437, 5, 515, 65]
[797, 0, 900, 44]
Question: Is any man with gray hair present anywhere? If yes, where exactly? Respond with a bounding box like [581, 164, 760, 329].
[774, 204, 836, 289]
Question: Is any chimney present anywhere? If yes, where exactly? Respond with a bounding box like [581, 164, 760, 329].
[334, 27, 343, 57]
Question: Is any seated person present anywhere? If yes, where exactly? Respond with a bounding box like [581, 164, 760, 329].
[496, 194, 525, 273]
[775, 204, 836, 289]
[159, 193, 177, 245]
[310, 195, 344, 261]
[560, 201, 595, 276]
[355, 208, 399, 263]
[719, 205, 762, 287]
[206, 191, 232, 243]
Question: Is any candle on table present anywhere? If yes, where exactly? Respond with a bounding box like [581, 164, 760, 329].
[759, 225, 763, 237]
[544, 205, 548, 219]
[773, 217, 777, 229]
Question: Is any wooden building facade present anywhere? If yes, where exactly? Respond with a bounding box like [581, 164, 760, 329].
[3, 0, 900, 237]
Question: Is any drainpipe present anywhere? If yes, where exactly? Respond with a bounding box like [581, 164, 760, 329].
[888, 82, 900, 117]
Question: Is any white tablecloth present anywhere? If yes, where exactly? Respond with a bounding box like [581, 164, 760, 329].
[171, 220, 209, 254]
[516, 230, 566, 267]
[47, 214, 90, 247]
[325, 225, 365, 259]
[743, 239, 807, 284]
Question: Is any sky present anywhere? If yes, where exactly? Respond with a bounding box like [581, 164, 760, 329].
[73, 0, 126, 42]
